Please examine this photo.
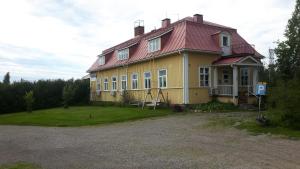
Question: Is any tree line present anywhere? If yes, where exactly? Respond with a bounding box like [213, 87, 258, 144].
[0, 72, 90, 114]
[262, 0, 300, 129]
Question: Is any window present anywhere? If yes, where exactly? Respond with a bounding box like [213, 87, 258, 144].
[222, 69, 230, 84]
[111, 76, 117, 91]
[148, 38, 161, 52]
[98, 55, 105, 65]
[222, 36, 228, 46]
[132, 73, 138, 90]
[199, 67, 209, 87]
[117, 48, 129, 60]
[120, 75, 127, 90]
[96, 78, 101, 91]
[144, 72, 151, 89]
[240, 68, 249, 86]
[158, 69, 167, 88]
[104, 78, 108, 91]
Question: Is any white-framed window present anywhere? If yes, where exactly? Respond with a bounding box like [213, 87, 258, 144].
[98, 55, 105, 65]
[104, 78, 109, 91]
[158, 69, 167, 88]
[148, 38, 161, 52]
[96, 78, 101, 91]
[144, 72, 151, 89]
[117, 48, 129, 60]
[199, 67, 210, 87]
[120, 75, 127, 90]
[240, 68, 249, 86]
[221, 35, 230, 47]
[111, 76, 117, 91]
[222, 69, 230, 84]
[131, 73, 138, 90]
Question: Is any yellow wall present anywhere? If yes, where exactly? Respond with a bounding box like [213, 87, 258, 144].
[188, 52, 220, 104]
[91, 53, 183, 104]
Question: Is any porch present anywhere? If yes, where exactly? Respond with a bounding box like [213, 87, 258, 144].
[210, 56, 262, 105]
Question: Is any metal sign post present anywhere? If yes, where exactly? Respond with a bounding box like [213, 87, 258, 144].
[256, 83, 266, 118]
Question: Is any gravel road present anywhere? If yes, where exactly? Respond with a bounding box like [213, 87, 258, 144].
[0, 112, 300, 169]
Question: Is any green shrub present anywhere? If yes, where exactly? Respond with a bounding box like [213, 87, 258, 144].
[24, 91, 34, 112]
[193, 101, 237, 112]
[62, 84, 75, 109]
[268, 78, 300, 129]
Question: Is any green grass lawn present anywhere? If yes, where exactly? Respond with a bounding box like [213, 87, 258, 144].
[0, 162, 41, 169]
[205, 112, 300, 139]
[0, 106, 172, 127]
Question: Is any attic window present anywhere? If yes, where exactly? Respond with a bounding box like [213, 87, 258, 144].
[98, 55, 105, 65]
[221, 35, 230, 47]
[148, 38, 161, 53]
[117, 48, 129, 60]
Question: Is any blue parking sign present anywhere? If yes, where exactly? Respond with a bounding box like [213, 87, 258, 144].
[256, 84, 266, 95]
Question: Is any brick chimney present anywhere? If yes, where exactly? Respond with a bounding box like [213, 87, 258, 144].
[134, 20, 144, 37]
[162, 18, 171, 28]
[193, 14, 203, 23]
[134, 26, 144, 37]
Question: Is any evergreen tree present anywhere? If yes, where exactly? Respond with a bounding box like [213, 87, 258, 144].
[3, 72, 10, 85]
[275, 0, 300, 80]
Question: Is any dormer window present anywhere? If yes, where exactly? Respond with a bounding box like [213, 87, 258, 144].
[222, 36, 229, 46]
[117, 48, 129, 60]
[148, 38, 161, 53]
[220, 32, 231, 56]
[221, 34, 230, 47]
[98, 55, 105, 65]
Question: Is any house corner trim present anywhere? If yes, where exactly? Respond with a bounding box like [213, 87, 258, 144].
[183, 52, 189, 104]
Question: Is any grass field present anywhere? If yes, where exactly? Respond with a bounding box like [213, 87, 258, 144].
[0, 106, 172, 127]
[205, 112, 300, 139]
[0, 162, 41, 169]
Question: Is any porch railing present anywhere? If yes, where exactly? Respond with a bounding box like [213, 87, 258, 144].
[217, 85, 233, 96]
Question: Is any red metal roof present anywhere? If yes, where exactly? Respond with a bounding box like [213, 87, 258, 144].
[88, 16, 262, 72]
[212, 57, 243, 65]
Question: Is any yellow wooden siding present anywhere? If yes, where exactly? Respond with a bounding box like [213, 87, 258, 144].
[91, 53, 183, 104]
[188, 52, 220, 104]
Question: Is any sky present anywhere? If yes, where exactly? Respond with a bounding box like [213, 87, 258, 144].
[0, 0, 296, 81]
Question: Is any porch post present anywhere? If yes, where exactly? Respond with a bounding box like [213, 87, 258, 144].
[232, 66, 238, 104]
[253, 67, 258, 93]
[213, 67, 218, 88]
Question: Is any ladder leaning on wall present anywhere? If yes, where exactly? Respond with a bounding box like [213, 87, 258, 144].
[142, 88, 166, 110]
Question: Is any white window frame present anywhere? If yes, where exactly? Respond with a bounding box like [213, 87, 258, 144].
[98, 55, 105, 65]
[221, 34, 230, 47]
[148, 38, 161, 53]
[120, 75, 127, 90]
[111, 76, 117, 91]
[117, 48, 129, 60]
[144, 71, 151, 89]
[222, 69, 230, 84]
[103, 77, 109, 91]
[199, 66, 210, 87]
[96, 78, 101, 91]
[131, 73, 138, 90]
[240, 67, 249, 86]
[158, 69, 167, 89]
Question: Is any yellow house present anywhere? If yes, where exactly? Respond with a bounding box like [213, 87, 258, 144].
[87, 14, 263, 106]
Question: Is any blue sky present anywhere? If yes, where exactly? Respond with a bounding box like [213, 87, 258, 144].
[0, 0, 295, 81]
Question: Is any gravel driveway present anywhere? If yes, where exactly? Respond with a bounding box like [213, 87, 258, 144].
[0, 112, 300, 169]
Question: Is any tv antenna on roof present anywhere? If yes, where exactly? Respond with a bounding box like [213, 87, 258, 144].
[134, 20, 144, 27]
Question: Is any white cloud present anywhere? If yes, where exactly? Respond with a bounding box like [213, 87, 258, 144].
[0, 0, 296, 80]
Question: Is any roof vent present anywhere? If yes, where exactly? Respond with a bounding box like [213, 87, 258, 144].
[193, 14, 203, 23]
[134, 20, 144, 37]
[162, 18, 171, 28]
